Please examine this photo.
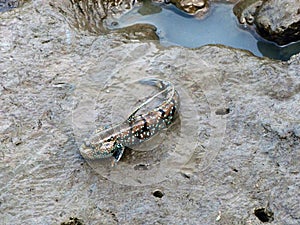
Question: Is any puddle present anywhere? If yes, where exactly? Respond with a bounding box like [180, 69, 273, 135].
[71, 57, 227, 186]
[105, 2, 300, 61]
[72, 76, 201, 186]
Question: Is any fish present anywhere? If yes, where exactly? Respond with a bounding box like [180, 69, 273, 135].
[79, 78, 180, 165]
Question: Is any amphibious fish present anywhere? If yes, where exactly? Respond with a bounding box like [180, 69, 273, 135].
[79, 78, 180, 165]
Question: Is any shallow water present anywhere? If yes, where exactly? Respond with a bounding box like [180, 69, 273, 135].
[106, 2, 300, 61]
[72, 75, 201, 185]
[71, 58, 227, 185]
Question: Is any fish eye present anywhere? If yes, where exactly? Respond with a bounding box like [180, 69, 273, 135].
[83, 140, 91, 147]
[104, 142, 112, 147]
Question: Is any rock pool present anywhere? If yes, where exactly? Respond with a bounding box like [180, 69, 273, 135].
[107, 2, 300, 60]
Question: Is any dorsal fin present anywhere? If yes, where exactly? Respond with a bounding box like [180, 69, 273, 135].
[127, 84, 169, 122]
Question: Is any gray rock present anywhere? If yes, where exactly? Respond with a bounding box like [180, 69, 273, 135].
[255, 0, 300, 45]
[0, 1, 299, 225]
[233, 0, 300, 45]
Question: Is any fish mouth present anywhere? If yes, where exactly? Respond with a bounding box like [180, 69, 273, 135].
[79, 142, 95, 160]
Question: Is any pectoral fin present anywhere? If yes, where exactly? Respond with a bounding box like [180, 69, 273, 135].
[111, 143, 125, 166]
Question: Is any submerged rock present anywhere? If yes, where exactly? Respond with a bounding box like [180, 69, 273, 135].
[113, 23, 159, 41]
[137, 0, 162, 15]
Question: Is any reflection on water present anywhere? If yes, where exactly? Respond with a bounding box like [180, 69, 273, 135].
[106, 2, 300, 61]
[257, 41, 300, 61]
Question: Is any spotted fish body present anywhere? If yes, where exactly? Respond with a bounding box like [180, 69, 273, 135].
[79, 78, 180, 163]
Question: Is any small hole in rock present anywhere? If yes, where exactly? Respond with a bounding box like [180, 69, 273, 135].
[215, 108, 230, 115]
[153, 189, 164, 198]
[181, 172, 191, 179]
[134, 164, 149, 170]
[233, 168, 238, 172]
[254, 208, 274, 223]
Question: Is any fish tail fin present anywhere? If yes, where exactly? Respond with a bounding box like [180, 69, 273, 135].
[138, 78, 171, 90]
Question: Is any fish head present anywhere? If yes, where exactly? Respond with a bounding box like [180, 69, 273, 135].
[79, 136, 117, 160]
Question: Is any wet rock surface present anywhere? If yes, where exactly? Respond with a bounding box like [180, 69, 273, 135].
[166, 0, 208, 17]
[50, 0, 108, 34]
[233, 0, 263, 24]
[164, 0, 238, 17]
[234, 0, 300, 45]
[0, 1, 300, 225]
[50, 0, 134, 34]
